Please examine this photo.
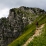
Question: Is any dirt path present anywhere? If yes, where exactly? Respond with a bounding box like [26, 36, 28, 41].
[22, 24, 44, 46]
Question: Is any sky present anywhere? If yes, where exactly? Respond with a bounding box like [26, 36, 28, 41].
[0, 0, 46, 18]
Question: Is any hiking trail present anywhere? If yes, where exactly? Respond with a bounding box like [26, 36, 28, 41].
[22, 24, 44, 46]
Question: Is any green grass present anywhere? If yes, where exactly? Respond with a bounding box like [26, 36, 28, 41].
[27, 14, 46, 46]
[38, 15, 46, 25]
[34, 14, 46, 25]
[28, 23, 46, 46]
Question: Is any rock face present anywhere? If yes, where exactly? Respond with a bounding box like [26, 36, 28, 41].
[0, 6, 45, 46]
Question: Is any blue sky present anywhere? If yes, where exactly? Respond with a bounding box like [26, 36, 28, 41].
[0, 0, 46, 18]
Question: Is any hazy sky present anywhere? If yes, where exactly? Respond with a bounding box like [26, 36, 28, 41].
[0, 0, 46, 18]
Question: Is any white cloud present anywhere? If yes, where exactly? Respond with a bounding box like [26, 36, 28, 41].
[0, 8, 9, 18]
[0, 0, 46, 18]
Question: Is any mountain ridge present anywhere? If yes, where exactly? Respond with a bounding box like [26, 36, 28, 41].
[0, 6, 46, 46]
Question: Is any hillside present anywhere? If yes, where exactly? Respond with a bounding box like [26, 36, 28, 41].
[0, 6, 46, 46]
[8, 14, 46, 46]
[28, 23, 46, 46]
[8, 6, 46, 46]
[23, 24, 45, 46]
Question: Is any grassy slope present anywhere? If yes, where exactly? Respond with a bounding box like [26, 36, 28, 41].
[27, 15, 46, 46]
[8, 23, 36, 46]
[8, 14, 46, 46]
[28, 23, 46, 46]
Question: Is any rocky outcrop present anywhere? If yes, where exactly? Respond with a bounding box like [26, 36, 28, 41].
[0, 6, 45, 46]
